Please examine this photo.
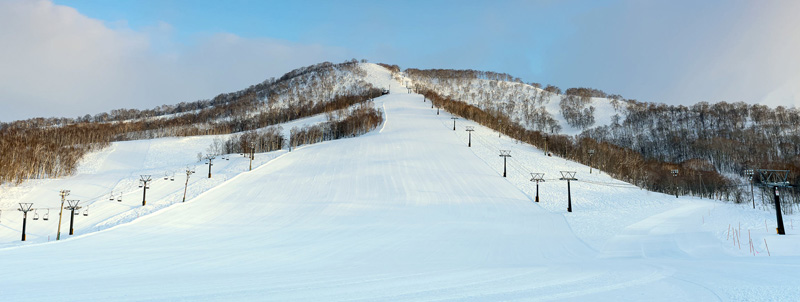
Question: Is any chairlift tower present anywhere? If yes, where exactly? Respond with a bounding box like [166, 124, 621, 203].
[559, 171, 577, 212]
[544, 134, 549, 156]
[183, 167, 195, 202]
[56, 189, 70, 240]
[451, 117, 458, 131]
[205, 155, 216, 178]
[745, 169, 755, 209]
[139, 175, 152, 206]
[671, 169, 679, 198]
[64, 200, 81, 235]
[756, 169, 790, 235]
[499, 150, 511, 177]
[530, 173, 545, 203]
[18, 203, 33, 241]
[465, 126, 474, 147]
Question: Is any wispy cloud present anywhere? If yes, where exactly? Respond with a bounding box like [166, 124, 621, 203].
[0, 0, 349, 122]
[542, 0, 800, 107]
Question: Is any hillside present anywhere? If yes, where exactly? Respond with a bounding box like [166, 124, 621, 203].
[1, 84, 798, 301]
[405, 68, 800, 208]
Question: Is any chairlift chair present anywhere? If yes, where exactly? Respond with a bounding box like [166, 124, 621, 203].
[33, 209, 39, 221]
[43, 209, 49, 221]
[117, 195, 122, 202]
[83, 207, 88, 216]
[74, 210, 79, 216]
[109, 191, 114, 201]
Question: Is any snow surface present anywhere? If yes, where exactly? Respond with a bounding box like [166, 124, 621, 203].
[1, 75, 800, 301]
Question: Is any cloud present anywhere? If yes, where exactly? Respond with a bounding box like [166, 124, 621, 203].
[540, 0, 800, 107]
[0, 0, 349, 122]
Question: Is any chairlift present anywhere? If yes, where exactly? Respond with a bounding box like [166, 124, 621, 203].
[74, 210, 79, 216]
[170, 173, 175, 181]
[109, 191, 115, 201]
[117, 194, 122, 202]
[33, 209, 40, 221]
[43, 209, 50, 221]
[83, 206, 89, 216]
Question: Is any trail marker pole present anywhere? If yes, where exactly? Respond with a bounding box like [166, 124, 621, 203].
[18, 203, 33, 241]
[139, 175, 152, 206]
[249, 143, 255, 171]
[451, 117, 458, 131]
[56, 190, 69, 240]
[559, 171, 578, 212]
[756, 169, 789, 235]
[530, 173, 545, 202]
[499, 150, 511, 177]
[465, 126, 474, 147]
[65, 200, 81, 235]
[672, 169, 679, 198]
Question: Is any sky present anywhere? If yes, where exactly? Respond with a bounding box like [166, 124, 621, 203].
[1, 0, 799, 122]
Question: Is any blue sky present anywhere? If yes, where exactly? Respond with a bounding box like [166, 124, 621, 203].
[1, 0, 799, 121]
[53, 0, 583, 78]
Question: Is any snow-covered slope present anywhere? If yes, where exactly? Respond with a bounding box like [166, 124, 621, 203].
[1, 84, 799, 301]
[405, 73, 623, 136]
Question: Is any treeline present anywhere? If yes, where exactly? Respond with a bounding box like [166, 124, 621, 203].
[1, 60, 381, 185]
[420, 89, 743, 200]
[289, 103, 383, 148]
[583, 101, 800, 180]
[0, 124, 110, 184]
[406, 68, 526, 84]
[560, 94, 595, 129]
[207, 127, 286, 156]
